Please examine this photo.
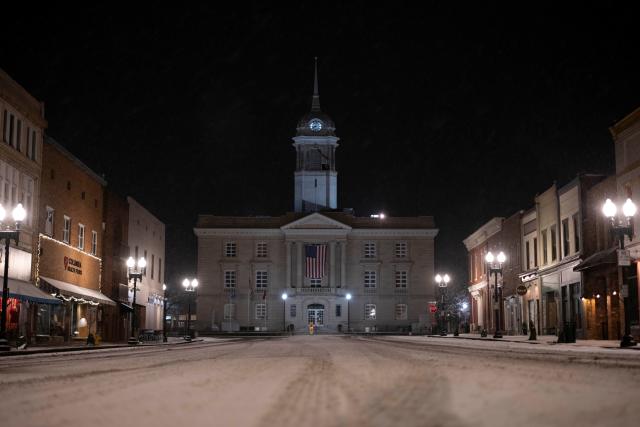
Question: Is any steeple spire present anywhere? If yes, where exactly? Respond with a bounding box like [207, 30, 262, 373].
[311, 57, 321, 112]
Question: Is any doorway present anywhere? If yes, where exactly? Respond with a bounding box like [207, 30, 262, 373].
[307, 304, 325, 326]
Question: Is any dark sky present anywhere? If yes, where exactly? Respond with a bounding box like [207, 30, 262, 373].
[2, 3, 638, 291]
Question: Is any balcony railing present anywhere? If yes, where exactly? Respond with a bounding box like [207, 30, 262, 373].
[296, 287, 338, 295]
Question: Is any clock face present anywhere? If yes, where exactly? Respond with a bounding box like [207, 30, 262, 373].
[309, 119, 323, 132]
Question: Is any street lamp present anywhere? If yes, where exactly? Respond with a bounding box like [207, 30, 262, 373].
[162, 284, 168, 343]
[346, 293, 352, 333]
[281, 292, 288, 332]
[0, 203, 26, 352]
[126, 256, 146, 345]
[602, 198, 638, 347]
[485, 251, 506, 339]
[182, 278, 198, 341]
[435, 273, 450, 336]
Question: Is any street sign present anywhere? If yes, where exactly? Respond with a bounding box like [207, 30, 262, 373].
[429, 305, 437, 313]
[516, 285, 528, 296]
[617, 249, 631, 266]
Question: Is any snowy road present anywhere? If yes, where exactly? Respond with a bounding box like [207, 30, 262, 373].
[1, 335, 639, 427]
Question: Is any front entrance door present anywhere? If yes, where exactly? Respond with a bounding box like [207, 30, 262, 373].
[307, 304, 325, 326]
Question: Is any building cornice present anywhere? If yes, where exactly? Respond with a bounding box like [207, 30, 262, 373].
[194, 228, 283, 237]
[350, 229, 438, 237]
[463, 217, 504, 250]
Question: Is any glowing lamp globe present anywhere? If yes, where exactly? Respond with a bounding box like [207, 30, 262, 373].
[623, 198, 637, 218]
[602, 199, 617, 218]
[12, 203, 26, 222]
[485, 252, 494, 263]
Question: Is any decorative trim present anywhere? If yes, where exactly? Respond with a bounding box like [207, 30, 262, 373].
[194, 228, 283, 237]
[281, 212, 352, 231]
[350, 229, 438, 237]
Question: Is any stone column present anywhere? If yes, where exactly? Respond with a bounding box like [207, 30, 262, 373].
[286, 241, 292, 288]
[340, 241, 347, 288]
[297, 241, 303, 288]
[330, 241, 336, 288]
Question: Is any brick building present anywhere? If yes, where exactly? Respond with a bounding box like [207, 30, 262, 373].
[100, 189, 131, 342]
[36, 136, 114, 342]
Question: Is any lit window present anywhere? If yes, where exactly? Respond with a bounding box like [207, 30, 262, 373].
[78, 224, 85, 250]
[365, 304, 376, 320]
[63, 216, 71, 244]
[45, 206, 54, 236]
[91, 231, 98, 255]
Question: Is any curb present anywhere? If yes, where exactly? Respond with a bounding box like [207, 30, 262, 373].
[0, 338, 205, 357]
[426, 334, 640, 350]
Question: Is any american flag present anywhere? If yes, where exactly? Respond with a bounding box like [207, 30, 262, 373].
[305, 244, 327, 278]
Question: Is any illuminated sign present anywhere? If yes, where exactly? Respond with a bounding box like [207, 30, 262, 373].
[64, 256, 83, 275]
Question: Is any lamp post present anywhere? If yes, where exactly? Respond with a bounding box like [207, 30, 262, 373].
[182, 278, 198, 341]
[281, 293, 288, 332]
[485, 251, 506, 339]
[346, 293, 352, 333]
[162, 284, 168, 343]
[126, 256, 146, 345]
[435, 274, 450, 336]
[602, 198, 638, 347]
[0, 203, 26, 352]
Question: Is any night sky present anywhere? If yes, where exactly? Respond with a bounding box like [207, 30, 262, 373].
[2, 3, 638, 292]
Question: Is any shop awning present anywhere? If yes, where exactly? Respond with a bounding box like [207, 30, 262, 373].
[0, 277, 62, 305]
[573, 248, 617, 272]
[39, 276, 116, 306]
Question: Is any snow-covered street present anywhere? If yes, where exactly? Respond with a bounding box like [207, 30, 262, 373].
[1, 335, 639, 427]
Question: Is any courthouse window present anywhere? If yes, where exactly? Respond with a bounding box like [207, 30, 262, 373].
[225, 242, 237, 257]
[395, 270, 408, 288]
[256, 242, 268, 258]
[256, 271, 268, 289]
[365, 304, 377, 320]
[395, 304, 408, 320]
[224, 304, 235, 320]
[364, 242, 376, 258]
[364, 271, 377, 288]
[255, 303, 266, 320]
[395, 242, 408, 258]
[224, 270, 236, 288]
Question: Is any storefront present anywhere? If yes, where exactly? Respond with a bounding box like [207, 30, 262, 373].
[0, 277, 62, 343]
[36, 235, 115, 342]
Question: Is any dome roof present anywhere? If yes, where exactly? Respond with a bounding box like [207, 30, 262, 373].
[296, 110, 336, 136]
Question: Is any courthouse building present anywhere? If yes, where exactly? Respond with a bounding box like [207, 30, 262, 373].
[195, 65, 438, 333]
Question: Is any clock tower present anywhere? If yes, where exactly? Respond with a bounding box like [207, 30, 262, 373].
[293, 58, 339, 212]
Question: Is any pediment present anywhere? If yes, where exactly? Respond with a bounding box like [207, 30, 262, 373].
[281, 213, 352, 231]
